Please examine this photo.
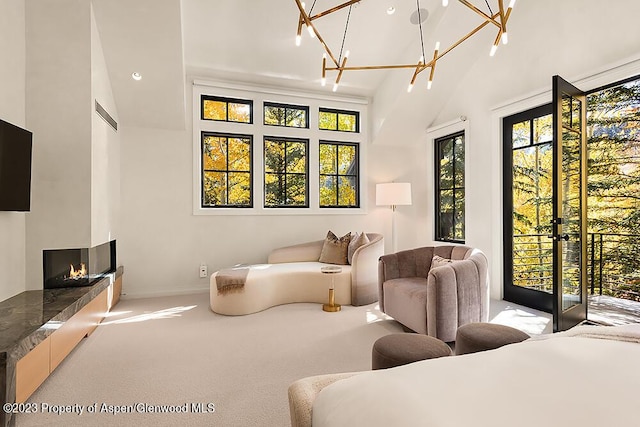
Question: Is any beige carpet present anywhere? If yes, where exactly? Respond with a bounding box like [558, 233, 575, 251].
[16, 292, 403, 427]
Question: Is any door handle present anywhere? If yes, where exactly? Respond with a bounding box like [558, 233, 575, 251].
[547, 234, 569, 241]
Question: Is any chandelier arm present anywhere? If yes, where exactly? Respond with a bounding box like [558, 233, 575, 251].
[309, 0, 361, 21]
[429, 12, 497, 64]
[458, 0, 501, 28]
[294, 0, 341, 66]
[498, 0, 507, 34]
[327, 64, 428, 71]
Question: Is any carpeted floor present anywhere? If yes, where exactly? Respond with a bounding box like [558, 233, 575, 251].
[16, 292, 403, 427]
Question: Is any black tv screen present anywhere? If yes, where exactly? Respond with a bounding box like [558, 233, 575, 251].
[0, 118, 33, 211]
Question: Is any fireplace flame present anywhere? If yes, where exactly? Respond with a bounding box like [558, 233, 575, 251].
[69, 263, 87, 279]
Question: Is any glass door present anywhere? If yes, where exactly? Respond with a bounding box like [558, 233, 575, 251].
[552, 75, 588, 332]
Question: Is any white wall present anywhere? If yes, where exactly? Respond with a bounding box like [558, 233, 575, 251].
[90, 4, 120, 249]
[118, 106, 419, 297]
[0, 0, 26, 302]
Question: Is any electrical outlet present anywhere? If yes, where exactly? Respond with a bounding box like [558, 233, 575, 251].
[199, 264, 208, 278]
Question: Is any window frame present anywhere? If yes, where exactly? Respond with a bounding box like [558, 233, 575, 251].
[434, 131, 465, 243]
[201, 95, 253, 124]
[318, 140, 360, 208]
[201, 131, 254, 208]
[318, 107, 360, 133]
[263, 136, 310, 208]
[193, 81, 368, 216]
[263, 102, 310, 129]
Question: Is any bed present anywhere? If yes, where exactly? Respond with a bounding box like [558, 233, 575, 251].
[293, 324, 640, 427]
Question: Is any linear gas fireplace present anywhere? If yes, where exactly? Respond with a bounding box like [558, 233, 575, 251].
[43, 240, 116, 289]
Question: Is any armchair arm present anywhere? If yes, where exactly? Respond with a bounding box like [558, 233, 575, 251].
[350, 233, 384, 306]
[267, 240, 324, 264]
[426, 256, 489, 342]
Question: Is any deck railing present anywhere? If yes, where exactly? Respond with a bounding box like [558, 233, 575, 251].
[512, 233, 640, 301]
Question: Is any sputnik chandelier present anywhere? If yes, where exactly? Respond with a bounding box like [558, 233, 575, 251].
[293, 0, 516, 92]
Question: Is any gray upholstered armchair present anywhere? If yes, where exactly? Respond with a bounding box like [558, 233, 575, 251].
[378, 245, 489, 342]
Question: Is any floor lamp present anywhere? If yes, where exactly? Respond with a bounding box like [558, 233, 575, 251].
[376, 183, 412, 253]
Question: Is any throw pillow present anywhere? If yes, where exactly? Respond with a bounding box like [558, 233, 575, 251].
[347, 232, 370, 264]
[431, 255, 453, 269]
[319, 231, 351, 265]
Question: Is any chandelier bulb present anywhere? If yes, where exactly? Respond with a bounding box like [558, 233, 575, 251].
[435, 41, 441, 51]
[307, 25, 315, 38]
[296, 35, 301, 46]
[501, 32, 508, 44]
[508, 0, 516, 8]
[442, 0, 449, 6]
[332, 83, 339, 92]
[427, 80, 433, 90]
[490, 44, 498, 57]
[407, 83, 414, 93]
[301, 2, 306, 10]
[345, 50, 350, 58]
[321, 77, 326, 87]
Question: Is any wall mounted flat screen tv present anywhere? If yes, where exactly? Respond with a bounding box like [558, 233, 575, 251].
[0, 118, 33, 211]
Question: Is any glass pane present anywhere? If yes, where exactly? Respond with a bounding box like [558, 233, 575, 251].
[439, 139, 453, 189]
[319, 144, 336, 174]
[337, 113, 357, 132]
[203, 136, 227, 170]
[203, 100, 226, 121]
[561, 127, 582, 310]
[571, 97, 582, 131]
[228, 172, 251, 205]
[286, 108, 307, 128]
[286, 174, 307, 206]
[286, 142, 306, 173]
[533, 114, 553, 143]
[264, 173, 284, 207]
[338, 176, 357, 206]
[454, 190, 465, 240]
[264, 106, 285, 126]
[440, 189, 453, 213]
[319, 111, 337, 130]
[264, 140, 285, 173]
[203, 171, 227, 206]
[319, 175, 337, 206]
[562, 94, 572, 128]
[454, 136, 464, 187]
[512, 120, 530, 148]
[228, 138, 251, 171]
[228, 102, 251, 123]
[337, 145, 356, 175]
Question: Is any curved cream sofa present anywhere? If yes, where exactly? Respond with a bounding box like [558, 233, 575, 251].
[210, 233, 383, 315]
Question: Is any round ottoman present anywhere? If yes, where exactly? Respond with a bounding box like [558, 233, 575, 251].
[371, 333, 452, 370]
[455, 323, 530, 355]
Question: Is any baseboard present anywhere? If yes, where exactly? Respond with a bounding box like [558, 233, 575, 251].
[120, 287, 209, 300]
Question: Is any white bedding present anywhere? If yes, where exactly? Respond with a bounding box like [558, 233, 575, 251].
[312, 324, 640, 427]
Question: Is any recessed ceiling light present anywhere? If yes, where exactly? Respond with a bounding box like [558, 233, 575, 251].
[131, 72, 142, 81]
[387, 6, 396, 15]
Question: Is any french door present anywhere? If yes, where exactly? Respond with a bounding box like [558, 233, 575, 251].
[551, 76, 588, 332]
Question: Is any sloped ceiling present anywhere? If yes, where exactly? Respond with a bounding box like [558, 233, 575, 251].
[92, 0, 516, 138]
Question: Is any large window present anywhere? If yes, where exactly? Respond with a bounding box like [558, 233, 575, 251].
[194, 84, 366, 214]
[319, 108, 359, 132]
[319, 141, 359, 207]
[264, 137, 308, 207]
[435, 132, 465, 242]
[202, 96, 252, 123]
[201, 132, 252, 207]
[264, 102, 308, 128]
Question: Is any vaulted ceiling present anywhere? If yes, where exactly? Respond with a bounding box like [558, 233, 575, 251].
[91, 0, 521, 139]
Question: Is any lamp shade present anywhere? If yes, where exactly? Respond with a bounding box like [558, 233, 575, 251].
[376, 182, 412, 206]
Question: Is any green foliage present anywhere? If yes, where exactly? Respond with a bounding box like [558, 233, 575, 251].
[264, 139, 307, 207]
